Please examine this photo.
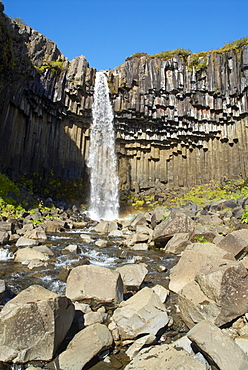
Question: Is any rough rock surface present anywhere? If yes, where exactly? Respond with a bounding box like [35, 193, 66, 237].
[58, 323, 113, 370]
[66, 265, 123, 308]
[0, 285, 74, 363]
[116, 263, 148, 291]
[111, 287, 168, 340]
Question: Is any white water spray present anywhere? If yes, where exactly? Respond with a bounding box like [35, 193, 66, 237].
[88, 71, 119, 221]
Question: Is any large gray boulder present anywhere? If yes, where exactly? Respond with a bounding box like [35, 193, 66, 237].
[14, 246, 50, 263]
[116, 263, 148, 291]
[216, 228, 248, 259]
[111, 287, 168, 340]
[58, 323, 113, 370]
[66, 265, 123, 308]
[169, 243, 234, 293]
[153, 211, 195, 245]
[178, 261, 248, 328]
[124, 343, 206, 370]
[187, 320, 248, 370]
[0, 285, 74, 363]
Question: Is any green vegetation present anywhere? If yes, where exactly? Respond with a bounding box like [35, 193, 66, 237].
[125, 38, 248, 72]
[34, 60, 65, 76]
[241, 206, 248, 224]
[192, 235, 209, 243]
[12, 17, 27, 26]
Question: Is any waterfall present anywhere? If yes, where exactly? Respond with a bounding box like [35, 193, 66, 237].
[88, 71, 119, 221]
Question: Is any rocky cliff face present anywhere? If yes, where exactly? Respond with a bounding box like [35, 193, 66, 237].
[0, 3, 247, 199]
[108, 49, 248, 191]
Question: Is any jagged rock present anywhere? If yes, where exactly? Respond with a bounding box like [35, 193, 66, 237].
[0, 231, 9, 245]
[126, 335, 156, 359]
[0, 285, 74, 363]
[27, 259, 49, 269]
[116, 263, 148, 291]
[163, 232, 191, 254]
[58, 323, 113, 370]
[150, 208, 168, 229]
[66, 265, 123, 308]
[23, 227, 47, 240]
[111, 287, 168, 340]
[124, 343, 206, 370]
[178, 261, 248, 327]
[169, 243, 234, 293]
[127, 225, 152, 246]
[14, 246, 50, 263]
[84, 310, 107, 326]
[128, 213, 148, 231]
[216, 228, 248, 258]
[187, 320, 248, 370]
[151, 284, 169, 303]
[153, 211, 195, 245]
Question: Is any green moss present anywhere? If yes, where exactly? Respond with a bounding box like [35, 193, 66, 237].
[34, 60, 65, 76]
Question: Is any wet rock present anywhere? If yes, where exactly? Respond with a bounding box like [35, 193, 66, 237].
[0, 285, 74, 363]
[58, 323, 113, 370]
[153, 210, 195, 245]
[66, 265, 123, 309]
[80, 234, 93, 243]
[23, 226, 47, 240]
[27, 259, 50, 269]
[0, 231, 9, 245]
[124, 343, 206, 370]
[14, 246, 50, 263]
[187, 320, 248, 370]
[62, 244, 80, 254]
[57, 265, 72, 282]
[116, 263, 148, 292]
[15, 237, 38, 247]
[111, 287, 168, 340]
[95, 239, 108, 248]
[32, 245, 54, 256]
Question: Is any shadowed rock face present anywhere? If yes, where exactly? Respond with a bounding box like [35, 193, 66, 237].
[0, 5, 247, 195]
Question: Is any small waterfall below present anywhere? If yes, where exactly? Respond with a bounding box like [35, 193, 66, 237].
[88, 71, 119, 221]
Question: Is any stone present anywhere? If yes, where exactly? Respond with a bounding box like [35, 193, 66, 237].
[0, 280, 6, 305]
[163, 232, 190, 254]
[116, 263, 148, 291]
[169, 244, 234, 293]
[150, 208, 168, 229]
[124, 343, 206, 370]
[131, 243, 149, 251]
[27, 259, 49, 269]
[80, 234, 93, 243]
[32, 245, 54, 256]
[127, 226, 152, 246]
[0, 231, 9, 245]
[126, 334, 156, 359]
[0, 285, 74, 363]
[66, 265, 123, 308]
[151, 284, 169, 303]
[109, 229, 123, 237]
[187, 320, 248, 370]
[57, 265, 72, 282]
[84, 311, 106, 326]
[128, 213, 148, 231]
[216, 228, 248, 258]
[235, 337, 248, 355]
[62, 244, 80, 254]
[111, 287, 168, 340]
[14, 246, 50, 263]
[95, 239, 108, 248]
[23, 226, 47, 240]
[93, 220, 118, 234]
[153, 211, 195, 245]
[15, 237, 38, 247]
[43, 220, 66, 233]
[58, 323, 113, 370]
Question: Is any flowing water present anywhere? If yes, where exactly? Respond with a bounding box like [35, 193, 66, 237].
[88, 71, 119, 221]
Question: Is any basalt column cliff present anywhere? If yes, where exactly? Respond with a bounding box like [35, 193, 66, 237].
[109, 49, 248, 191]
[0, 4, 248, 198]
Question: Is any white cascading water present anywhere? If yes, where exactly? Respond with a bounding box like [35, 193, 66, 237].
[88, 71, 119, 221]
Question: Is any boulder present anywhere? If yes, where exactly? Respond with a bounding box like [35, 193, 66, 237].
[0, 231, 9, 245]
[111, 287, 168, 340]
[126, 334, 156, 359]
[178, 261, 248, 327]
[62, 244, 80, 254]
[15, 237, 38, 247]
[93, 220, 118, 234]
[127, 226, 152, 246]
[84, 311, 106, 326]
[151, 284, 169, 303]
[80, 234, 93, 243]
[163, 232, 191, 254]
[150, 208, 168, 229]
[58, 323, 113, 370]
[131, 243, 149, 251]
[43, 220, 66, 233]
[153, 210, 195, 245]
[23, 227, 47, 240]
[14, 246, 50, 263]
[216, 228, 248, 258]
[0, 280, 6, 305]
[169, 243, 235, 293]
[128, 213, 148, 231]
[124, 343, 206, 370]
[66, 265, 123, 309]
[116, 263, 148, 291]
[27, 259, 49, 270]
[32, 245, 54, 256]
[187, 320, 248, 370]
[0, 285, 74, 363]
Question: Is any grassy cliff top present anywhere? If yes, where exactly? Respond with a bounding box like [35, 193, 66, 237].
[125, 37, 248, 62]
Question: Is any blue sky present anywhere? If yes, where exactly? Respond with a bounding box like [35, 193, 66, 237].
[3, 0, 248, 71]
